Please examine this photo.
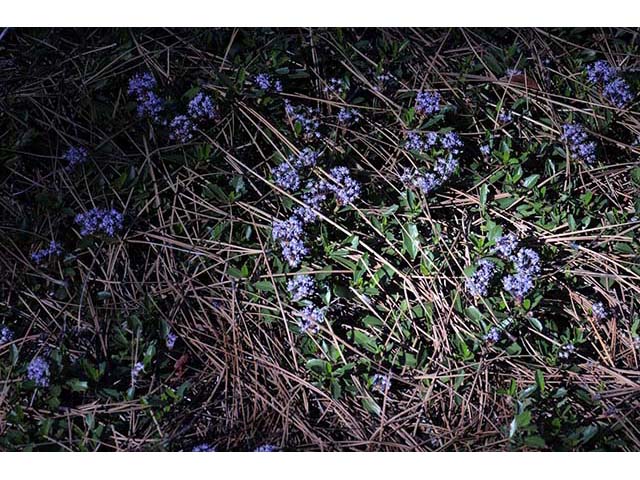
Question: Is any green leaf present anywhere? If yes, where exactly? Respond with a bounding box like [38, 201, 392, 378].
[362, 397, 381, 416]
[402, 222, 420, 260]
[306, 359, 331, 374]
[516, 410, 532, 428]
[524, 435, 546, 448]
[523, 174, 540, 189]
[353, 330, 379, 354]
[66, 379, 89, 393]
[479, 184, 489, 208]
[535, 370, 545, 394]
[464, 306, 483, 323]
[253, 280, 274, 292]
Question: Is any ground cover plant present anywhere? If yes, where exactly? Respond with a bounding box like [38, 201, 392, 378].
[1, 27, 640, 451]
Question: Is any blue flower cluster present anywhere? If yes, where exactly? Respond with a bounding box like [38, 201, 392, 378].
[484, 326, 501, 343]
[295, 179, 328, 223]
[591, 301, 607, 320]
[0, 326, 14, 345]
[128, 72, 164, 122]
[27, 356, 50, 387]
[498, 109, 513, 123]
[492, 233, 518, 257]
[561, 122, 596, 164]
[328, 166, 361, 206]
[272, 162, 300, 191]
[465, 259, 497, 298]
[170, 92, 218, 143]
[166, 331, 177, 350]
[31, 240, 63, 264]
[337, 107, 360, 125]
[272, 216, 308, 268]
[415, 90, 441, 116]
[405, 131, 439, 151]
[505, 68, 523, 78]
[287, 274, 315, 301]
[502, 247, 540, 302]
[401, 131, 462, 195]
[284, 101, 321, 140]
[63, 146, 88, 169]
[586, 60, 633, 108]
[323, 78, 346, 96]
[371, 373, 392, 392]
[192, 443, 216, 452]
[169, 115, 195, 143]
[75, 208, 124, 237]
[298, 305, 325, 334]
[131, 362, 144, 384]
[558, 343, 575, 361]
[270, 149, 359, 267]
[372, 71, 393, 92]
[188, 92, 218, 121]
[254, 444, 279, 452]
[466, 234, 541, 304]
[401, 159, 458, 196]
[254, 73, 283, 92]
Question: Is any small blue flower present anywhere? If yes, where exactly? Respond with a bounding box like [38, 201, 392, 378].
[434, 157, 458, 179]
[484, 327, 501, 343]
[591, 302, 607, 320]
[295, 179, 328, 223]
[505, 68, 523, 78]
[166, 331, 177, 350]
[558, 343, 575, 360]
[75, 208, 124, 237]
[586, 61, 617, 84]
[31, 240, 63, 264]
[131, 362, 144, 384]
[371, 373, 392, 392]
[602, 77, 633, 108]
[136, 91, 164, 122]
[128, 72, 157, 97]
[0, 326, 14, 345]
[170, 115, 196, 143]
[298, 305, 325, 334]
[63, 146, 88, 169]
[284, 101, 321, 140]
[440, 132, 463, 156]
[254, 444, 279, 452]
[511, 248, 540, 276]
[192, 443, 216, 452]
[188, 93, 218, 121]
[128, 72, 164, 122]
[337, 107, 360, 125]
[465, 259, 497, 298]
[328, 166, 360, 206]
[498, 110, 513, 123]
[323, 78, 346, 96]
[293, 148, 320, 168]
[287, 274, 315, 301]
[415, 90, 441, 116]
[27, 356, 50, 387]
[493, 233, 519, 258]
[271, 162, 300, 191]
[413, 172, 441, 195]
[254, 73, 273, 90]
[272, 216, 308, 267]
[479, 144, 491, 156]
[561, 123, 596, 164]
[502, 247, 540, 302]
[586, 60, 633, 108]
[502, 271, 534, 302]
